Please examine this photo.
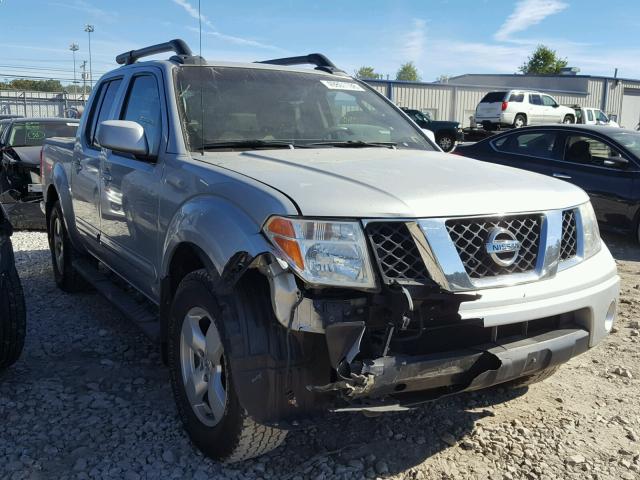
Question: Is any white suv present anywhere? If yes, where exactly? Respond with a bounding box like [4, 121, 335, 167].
[475, 90, 576, 130]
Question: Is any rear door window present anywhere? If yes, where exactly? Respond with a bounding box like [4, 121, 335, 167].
[480, 92, 507, 103]
[493, 131, 558, 159]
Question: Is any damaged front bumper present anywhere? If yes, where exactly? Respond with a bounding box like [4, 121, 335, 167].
[327, 327, 589, 413]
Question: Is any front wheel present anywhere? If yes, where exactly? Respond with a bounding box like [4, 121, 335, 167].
[563, 115, 575, 124]
[437, 134, 456, 152]
[168, 269, 287, 463]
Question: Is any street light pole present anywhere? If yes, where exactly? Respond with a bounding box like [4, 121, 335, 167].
[84, 24, 94, 89]
[69, 43, 79, 94]
[80, 60, 87, 98]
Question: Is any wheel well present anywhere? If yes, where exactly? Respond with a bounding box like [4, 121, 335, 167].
[167, 243, 208, 296]
[564, 114, 575, 121]
[44, 186, 59, 230]
[516, 113, 527, 121]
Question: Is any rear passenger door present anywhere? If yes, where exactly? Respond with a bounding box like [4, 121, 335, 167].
[98, 70, 164, 299]
[71, 77, 123, 249]
[548, 133, 635, 228]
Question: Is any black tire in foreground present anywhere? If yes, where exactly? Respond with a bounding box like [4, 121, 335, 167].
[505, 366, 560, 388]
[48, 201, 87, 293]
[0, 212, 26, 370]
[168, 269, 287, 463]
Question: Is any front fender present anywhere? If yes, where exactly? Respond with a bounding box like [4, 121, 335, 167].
[161, 195, 274, 279]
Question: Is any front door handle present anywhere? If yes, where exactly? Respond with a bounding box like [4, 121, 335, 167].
[102, 173, 113, 182]
[553, 172, 572, 179]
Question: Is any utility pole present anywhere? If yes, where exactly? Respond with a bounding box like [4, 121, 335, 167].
[84, 24, 94, 88]
[80, 60, 87, 98]
[69, 43, 79, 94]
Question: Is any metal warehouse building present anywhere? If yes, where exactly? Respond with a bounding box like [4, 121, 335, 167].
[366, 73, 640, 130]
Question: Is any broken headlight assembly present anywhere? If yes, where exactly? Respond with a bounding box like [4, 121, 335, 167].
[263, 216, 376, 289]
[579, 201, 601, 260]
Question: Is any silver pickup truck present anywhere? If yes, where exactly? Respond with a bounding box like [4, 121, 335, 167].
[41, 40, 620, 463]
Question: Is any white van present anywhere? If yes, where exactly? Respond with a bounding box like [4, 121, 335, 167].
[475, 90, 576, 130]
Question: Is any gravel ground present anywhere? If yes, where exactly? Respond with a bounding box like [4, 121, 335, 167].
[1, 231, 639, 480]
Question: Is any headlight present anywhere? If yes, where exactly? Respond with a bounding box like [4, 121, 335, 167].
[263, 216, 376, 288]
[579, 201, 601, 259]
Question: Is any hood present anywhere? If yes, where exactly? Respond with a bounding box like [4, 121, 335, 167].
[205, 148, 589, 218]
[5, 146, 41, 166]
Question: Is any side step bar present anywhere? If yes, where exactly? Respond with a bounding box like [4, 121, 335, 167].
[73, 258, 161, 342]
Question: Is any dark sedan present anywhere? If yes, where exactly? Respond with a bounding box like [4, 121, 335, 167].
[455, 125, 640, 240]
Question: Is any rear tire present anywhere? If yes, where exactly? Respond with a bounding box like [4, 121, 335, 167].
[513, 114, 527, 128]
[0, 266, 26, 370]
[168, 269, 287, 463]
[437, 134, 456, 152]
[505, 366, 560, 388]
[48, 201, 87, 293]
[563, 115, 575, 124]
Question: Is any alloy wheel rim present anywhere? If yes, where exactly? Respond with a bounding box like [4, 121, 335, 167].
[515, 118, 524, 127]
[179, 306, 227, 427]
[53, 216, 64, 273]
[439, 137, 452, 150]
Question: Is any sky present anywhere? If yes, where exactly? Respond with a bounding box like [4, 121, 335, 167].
[0, 0, 638, 86]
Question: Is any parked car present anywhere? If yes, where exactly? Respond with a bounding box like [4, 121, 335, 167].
[572, 106, 620, 127]
[0, 203, 26, 370]
[0, 117, 79, 229]
[455, 125, 640, 239]
[475, 90, 576, 130]
[400, 107, 464, 151]
[42, 39, 619, 463]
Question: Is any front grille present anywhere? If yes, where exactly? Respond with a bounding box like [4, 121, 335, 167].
[560, 210, 578, 260]
[366, 222, 430, 284]
[446, 215, 542, 278]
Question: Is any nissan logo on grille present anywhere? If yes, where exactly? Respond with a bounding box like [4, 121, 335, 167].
[485, 227, 521, 267]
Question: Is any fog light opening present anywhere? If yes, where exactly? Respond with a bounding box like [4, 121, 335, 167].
[604, 301, 616, 332]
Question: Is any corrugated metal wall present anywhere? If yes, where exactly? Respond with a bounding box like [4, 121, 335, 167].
[367, 77, 640, 127]
[0, 90, 85, 118]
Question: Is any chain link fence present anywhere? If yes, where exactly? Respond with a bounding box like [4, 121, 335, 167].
[0, 90, 87, 118]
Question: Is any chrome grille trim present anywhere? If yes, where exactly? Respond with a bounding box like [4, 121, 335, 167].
[560, 209, 578, 261]
[445, 215, 542, 278]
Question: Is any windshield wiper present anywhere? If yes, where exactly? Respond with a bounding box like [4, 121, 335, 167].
[200, 140, 295, 150]
[306, 140, 397, 149]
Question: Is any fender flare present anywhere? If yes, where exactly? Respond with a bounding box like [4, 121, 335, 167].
[47, 163, 85, 250]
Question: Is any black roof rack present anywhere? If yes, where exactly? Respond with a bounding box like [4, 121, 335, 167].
[116, 39, 195, 65]
[257, 53, 345, 74]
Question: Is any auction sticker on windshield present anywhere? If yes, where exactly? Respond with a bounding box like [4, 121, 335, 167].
[320, 80, 365, 91]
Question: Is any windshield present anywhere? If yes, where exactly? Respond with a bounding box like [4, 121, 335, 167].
[7, 121, 78, 147]
[174, 66, 434, 151]
[610, 131, 640, 158]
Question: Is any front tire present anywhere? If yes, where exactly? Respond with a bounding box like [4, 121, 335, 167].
[513, 114, 527, 128]
[0, 266, 26, 370]
[168, 269, 287, 463]
[437, 134, 456, 152]
[48, 201, 87, 292]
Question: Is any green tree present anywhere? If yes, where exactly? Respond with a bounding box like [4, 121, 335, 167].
[0, 79, 64, 92]
[354, 66, 382, 80]
[519, 45, 568, 75]
[396, 62, 421, 82]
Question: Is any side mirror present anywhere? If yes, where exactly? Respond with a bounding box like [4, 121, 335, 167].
[96, 120, 148, 156]
[422, 128, 437, 145]
[603, 155, 629, 168]
[552, 104, 559, 108]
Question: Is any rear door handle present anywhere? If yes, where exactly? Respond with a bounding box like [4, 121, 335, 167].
[553, 172, 572, 179]
[102, 172, 113, 182]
